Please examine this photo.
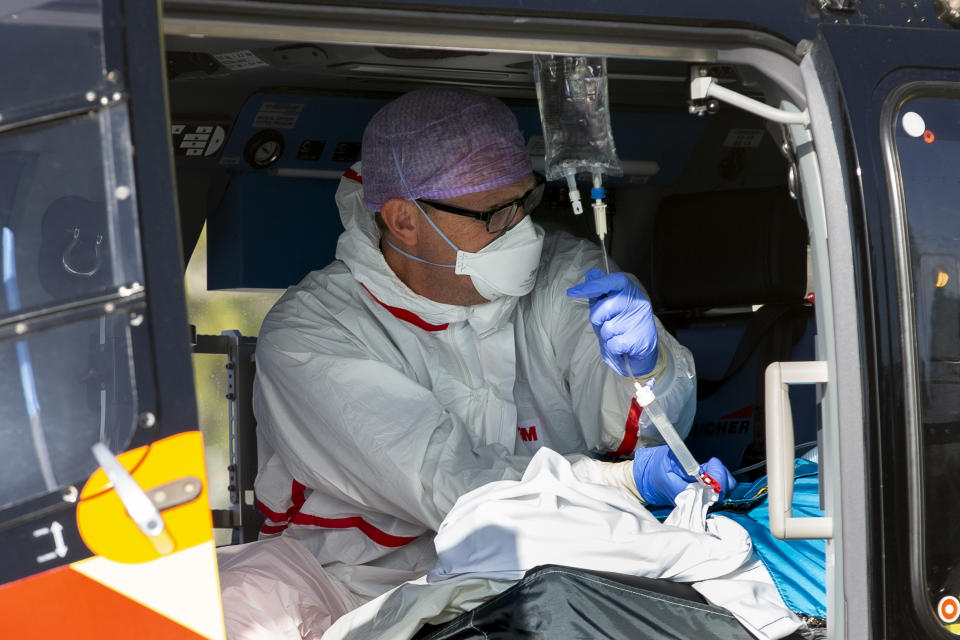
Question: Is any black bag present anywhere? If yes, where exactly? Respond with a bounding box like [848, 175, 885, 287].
[412, 565, 771, 640]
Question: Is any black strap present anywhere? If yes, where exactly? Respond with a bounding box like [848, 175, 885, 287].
[697, 303, 809, 400]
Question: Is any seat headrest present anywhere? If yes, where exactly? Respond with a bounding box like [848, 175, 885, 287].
[650, 188, 807, 311]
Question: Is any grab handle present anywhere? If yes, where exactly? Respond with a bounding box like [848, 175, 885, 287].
[765, 361, 833, 539]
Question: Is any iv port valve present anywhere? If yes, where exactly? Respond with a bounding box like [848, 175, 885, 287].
[591, 173, 611, 273]
[591, 174, 608, 234]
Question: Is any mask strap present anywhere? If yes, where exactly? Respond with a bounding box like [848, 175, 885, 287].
[383, 238, 455, 269]
[390, 145, 461, 254]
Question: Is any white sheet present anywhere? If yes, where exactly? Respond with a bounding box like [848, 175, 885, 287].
[323, 448, 801, 640]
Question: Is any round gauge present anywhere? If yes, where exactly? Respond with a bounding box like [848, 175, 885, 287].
[244, 129, 284, 169]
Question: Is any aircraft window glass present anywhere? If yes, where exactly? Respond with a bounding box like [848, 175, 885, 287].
[0, 314, 137, 511]
[0, 108, 143, 318]
[894, 95, 960, 630]
[0, 0, 107, 127]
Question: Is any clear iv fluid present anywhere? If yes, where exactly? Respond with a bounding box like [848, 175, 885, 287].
[534, 56, 622, 182]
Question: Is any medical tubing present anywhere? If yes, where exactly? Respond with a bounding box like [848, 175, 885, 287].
[599, 232, 611, 275]
[2, 227, 57, 491]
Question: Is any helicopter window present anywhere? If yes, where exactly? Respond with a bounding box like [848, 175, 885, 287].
[0, 0, 108, 128]
[0, 108, 144, 512]
[0, 110, 143, 312]
[891, 93, 960, 630]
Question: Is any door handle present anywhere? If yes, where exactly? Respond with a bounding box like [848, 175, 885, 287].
[764, 361, 833, 539]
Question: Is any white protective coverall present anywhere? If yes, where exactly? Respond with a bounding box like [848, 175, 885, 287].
[250, 164, 697, 601]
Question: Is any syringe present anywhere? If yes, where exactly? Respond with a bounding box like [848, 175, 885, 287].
[632, 378, 722, 494]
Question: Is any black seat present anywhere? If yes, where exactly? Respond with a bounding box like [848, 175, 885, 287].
[648, 187, 813, 475]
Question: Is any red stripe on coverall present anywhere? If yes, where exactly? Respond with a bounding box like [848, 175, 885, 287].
[257, 480, 310, 535]
[260, 480, 418, 547]
[287, 481, 418, 548]
[360, 284, 449, 332]
[289, 513, 420, 547]
[343, 167, 362, 183]
[612, 398, 642, 458]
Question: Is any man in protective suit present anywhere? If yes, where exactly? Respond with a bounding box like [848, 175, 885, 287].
[219, 87, 734, 637]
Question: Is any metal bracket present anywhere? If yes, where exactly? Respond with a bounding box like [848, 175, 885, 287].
[146, 476, 203, 511]
[193, 330, 262, 543]
[689, 66, 810, 126]
[936, 0, 960, 26]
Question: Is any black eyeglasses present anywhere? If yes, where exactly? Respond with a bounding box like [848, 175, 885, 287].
[418, 173, 546, 233]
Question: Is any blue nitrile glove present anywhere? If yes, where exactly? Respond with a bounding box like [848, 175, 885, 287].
[566, 269, 659, 377]
[632, 445, 737, 506]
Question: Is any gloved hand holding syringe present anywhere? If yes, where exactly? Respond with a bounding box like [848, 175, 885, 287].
[629, 370, 724, 495]
[586, 233, 723, 497]
[567, 228, 725, 498]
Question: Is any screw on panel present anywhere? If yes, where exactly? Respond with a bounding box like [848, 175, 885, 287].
[85, 91, 96, 102]
[225, 393, 236, 401]
[115, 185, 131, 200]
[139, 412, 157, 428]
[62, 486, 79, 503]
[14, 322, 27, 335]
[129, 312, 144, 327]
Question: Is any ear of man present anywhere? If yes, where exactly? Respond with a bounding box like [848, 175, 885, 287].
[379, 198, 420, 247]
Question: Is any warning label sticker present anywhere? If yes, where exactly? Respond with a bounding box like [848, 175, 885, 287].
[252, 102, 304, 129]
[212, 49, 268, 71]
[723, 129, 765, 148]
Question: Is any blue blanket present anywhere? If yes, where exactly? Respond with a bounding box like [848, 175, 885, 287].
[651, 459, 827, 618]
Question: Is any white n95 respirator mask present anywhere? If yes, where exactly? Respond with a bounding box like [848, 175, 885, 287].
[384, 205, 545, 301]
[454, 216, 544, 300]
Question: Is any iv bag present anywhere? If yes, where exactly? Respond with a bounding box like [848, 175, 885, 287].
[534, 55, 622, 182]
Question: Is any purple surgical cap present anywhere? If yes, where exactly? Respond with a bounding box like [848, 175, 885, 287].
[361, 87, 532, 211]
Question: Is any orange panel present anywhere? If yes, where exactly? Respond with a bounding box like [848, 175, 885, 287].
[76, 431, 214, 563]
[0, 565, 205, 639]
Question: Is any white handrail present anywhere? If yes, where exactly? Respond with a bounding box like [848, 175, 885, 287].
[764, 361, 833, 539]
